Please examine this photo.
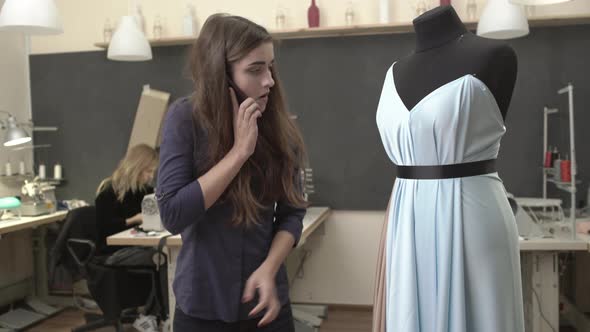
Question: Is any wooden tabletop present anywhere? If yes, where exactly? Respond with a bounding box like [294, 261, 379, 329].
[107, 227, 171, 247]
[519, 237, 589, 251]
[300, 207, 331, 246]
[574, 233, 590, 252]
[0, 210, 68, 236]
[107, 207, 332, 248]
[107, 208, 590, 252]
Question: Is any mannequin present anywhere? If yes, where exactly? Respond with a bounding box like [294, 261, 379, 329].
[373, 6, 526, 332]
[392, 6, 517, 119]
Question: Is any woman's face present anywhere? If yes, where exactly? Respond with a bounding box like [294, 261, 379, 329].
[141, 165, 157, 185]
[230, 41, 275, 112]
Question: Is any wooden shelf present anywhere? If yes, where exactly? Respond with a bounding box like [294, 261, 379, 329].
[94, 14, 590, 49]
[0, 175, 66, 188]
[0, 174, 35, 180]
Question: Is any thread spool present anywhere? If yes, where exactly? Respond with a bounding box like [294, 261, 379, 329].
[561, 157, 571, 183]
[551, 147, 559, 166]
[54, 164, 62, 180]
[5, 162, 12, 176]
[553, 159, 561, 180]
[38, 164, 46, 179]
[19, 161, 26, 175]
[544, 148, 552, 168]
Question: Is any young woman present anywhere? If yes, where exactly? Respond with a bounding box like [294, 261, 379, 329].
[157, 14, 308, 332]
[95, 143, 158, 254]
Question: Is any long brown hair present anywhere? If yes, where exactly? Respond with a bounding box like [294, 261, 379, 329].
[97, 144, 158, 201]
[189, 14, 308, 227]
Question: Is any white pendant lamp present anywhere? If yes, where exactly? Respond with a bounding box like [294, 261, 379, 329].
[107, 15, 152, 61]
[509, 0, 571, 5]
[477, 0, 529, 39]
[0, 0, 63, 35]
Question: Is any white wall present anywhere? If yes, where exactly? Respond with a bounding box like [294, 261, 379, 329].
[290, 211, 385, 305]
[0, 3, 34, 197]
[29, 0, 590, 55]
[0, 0, 35, 306]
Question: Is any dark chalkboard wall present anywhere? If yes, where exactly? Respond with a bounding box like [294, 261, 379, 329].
[30, 24, 590, 209]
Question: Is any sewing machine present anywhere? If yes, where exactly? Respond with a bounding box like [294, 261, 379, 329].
[141, 193, 164, 231]
[19, 179, 56, 216]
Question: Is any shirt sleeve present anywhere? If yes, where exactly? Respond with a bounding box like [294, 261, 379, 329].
[156, 99, 206, 235]
[274, 169, 307, 246]
[274, 202, 306, 247]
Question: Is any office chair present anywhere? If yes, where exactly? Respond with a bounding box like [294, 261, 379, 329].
[52, 206, 167, 332]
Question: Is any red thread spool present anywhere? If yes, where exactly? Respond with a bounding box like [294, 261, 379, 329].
[561, 159, 571, 182]
[544, 150, 553, 168]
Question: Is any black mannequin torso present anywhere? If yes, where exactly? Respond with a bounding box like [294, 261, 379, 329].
[392, 6, 517, 119]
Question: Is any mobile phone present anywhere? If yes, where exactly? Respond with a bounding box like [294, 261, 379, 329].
[226, 73, 248, 105]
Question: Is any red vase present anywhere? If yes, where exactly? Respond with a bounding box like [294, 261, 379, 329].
[308, 0, 320, 28]
[440, 0, 451, 5]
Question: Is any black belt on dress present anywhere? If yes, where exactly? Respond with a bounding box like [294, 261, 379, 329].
[395, 159, 497, 179]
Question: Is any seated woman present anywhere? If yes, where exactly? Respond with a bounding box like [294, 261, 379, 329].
[95, 143, 158, 255]
[94, 144, 165, 331]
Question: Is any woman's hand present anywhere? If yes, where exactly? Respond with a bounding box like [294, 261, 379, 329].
[125, 213, 142, 226]
[229, 87, 261, 161]
[242, 264, 281, 327]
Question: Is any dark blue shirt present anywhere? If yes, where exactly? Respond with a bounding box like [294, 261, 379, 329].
[156, 97, 305, 322]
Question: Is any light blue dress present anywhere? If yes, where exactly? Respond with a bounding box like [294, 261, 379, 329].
[376, 63, 525, 332]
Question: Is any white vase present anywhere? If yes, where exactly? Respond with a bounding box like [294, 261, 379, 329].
[379, 0, 390, 24]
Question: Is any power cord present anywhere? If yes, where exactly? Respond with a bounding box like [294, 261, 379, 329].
[289, 248, 311, 290]
[532, 286, 557, 332]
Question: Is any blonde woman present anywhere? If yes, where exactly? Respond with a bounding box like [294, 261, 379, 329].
[95, 143, 158, 254]
[95, 144, 163, 331]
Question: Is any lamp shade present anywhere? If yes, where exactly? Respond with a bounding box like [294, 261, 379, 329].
[3, 116, 31, 147]
[0, 0, 63, 35]
[477, 0, 529, 39]
[107, 16, 152, 61]
[509, 0, 571, 5]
